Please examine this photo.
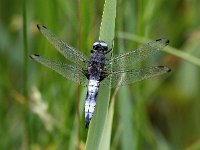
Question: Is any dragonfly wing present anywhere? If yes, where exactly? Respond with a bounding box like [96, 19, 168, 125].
[106, 38, 169, 71]
[102, 66, 171, 88]
[37, 24, 89, 67]
[30, 54, 88, 87]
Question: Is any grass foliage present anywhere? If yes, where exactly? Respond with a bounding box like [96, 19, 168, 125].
[1, 0, 200, 149]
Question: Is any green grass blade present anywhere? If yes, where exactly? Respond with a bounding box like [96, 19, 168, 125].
[22, 0, 28, 97]
[85, 0, 117, 149]
[99, 0, 117, 47]
[22, 0, 30, 148]
[99, 96, 115, 150]
[118, 87, 135, 150]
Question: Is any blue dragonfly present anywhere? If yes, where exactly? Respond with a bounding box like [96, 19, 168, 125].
[30, 24, 171, 128]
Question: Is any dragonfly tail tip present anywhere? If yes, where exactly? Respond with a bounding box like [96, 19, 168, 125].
[85, 114, 91, 128]
[85, 122, 89, 129]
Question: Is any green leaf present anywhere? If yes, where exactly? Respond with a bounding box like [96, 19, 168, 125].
[85, 0, 117, 149]
[99, 0, 117, 47]
[118, 87, 135, 150]
[99, 97, 115, 150]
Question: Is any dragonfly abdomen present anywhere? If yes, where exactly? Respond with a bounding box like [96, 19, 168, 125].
[85, 79, 100, 128]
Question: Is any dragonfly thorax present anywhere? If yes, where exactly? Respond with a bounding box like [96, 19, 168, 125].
[88, 52, 106, 80]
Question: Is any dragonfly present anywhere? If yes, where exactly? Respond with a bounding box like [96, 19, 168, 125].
[30, 24, 171, 128]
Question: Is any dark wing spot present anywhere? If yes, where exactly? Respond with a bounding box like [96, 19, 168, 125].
[157, 66, 164, 68]
[37, 24, 41, 30]
[37, 24, 47, 30]
[156, 38, 162, 41]
[30, 54, 40, 59]
[156, 38, 170, 46]
[166, 39, 170, 45]
[42, 25, 47, 29]
[167, 68, 172, 72]
[157, 66, 171, 72]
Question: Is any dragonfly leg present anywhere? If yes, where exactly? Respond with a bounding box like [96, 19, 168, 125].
[104, 40, 114, 54]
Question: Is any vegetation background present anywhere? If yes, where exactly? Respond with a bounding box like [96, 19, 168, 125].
[1, 0, 200, 149]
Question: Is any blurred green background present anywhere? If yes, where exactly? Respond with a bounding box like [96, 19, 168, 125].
[1, 0, 200, 149]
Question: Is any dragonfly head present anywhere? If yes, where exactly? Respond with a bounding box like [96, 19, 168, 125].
[92, 41, 108, 53]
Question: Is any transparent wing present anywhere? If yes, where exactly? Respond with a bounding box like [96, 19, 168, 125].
[30, 54, 88, 86]
[37, 24, 89, 67]
[106, 38, 169, 71]
[102, 66, 171, 88]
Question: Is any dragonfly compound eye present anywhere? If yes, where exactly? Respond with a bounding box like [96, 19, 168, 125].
[99, 41, 108, 51]
[93, 41, 108, 51]
[93, 42, 99, 50]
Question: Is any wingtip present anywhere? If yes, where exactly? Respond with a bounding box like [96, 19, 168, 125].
[37, 24, 47, 30]
[156, 38, 170, 46]
[30, 54, 40, 59]
[167, 68, 172, 72]
[157, 66, 171, 72]
[36, 24, 40, 29]
[166, 39, 170, 45]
